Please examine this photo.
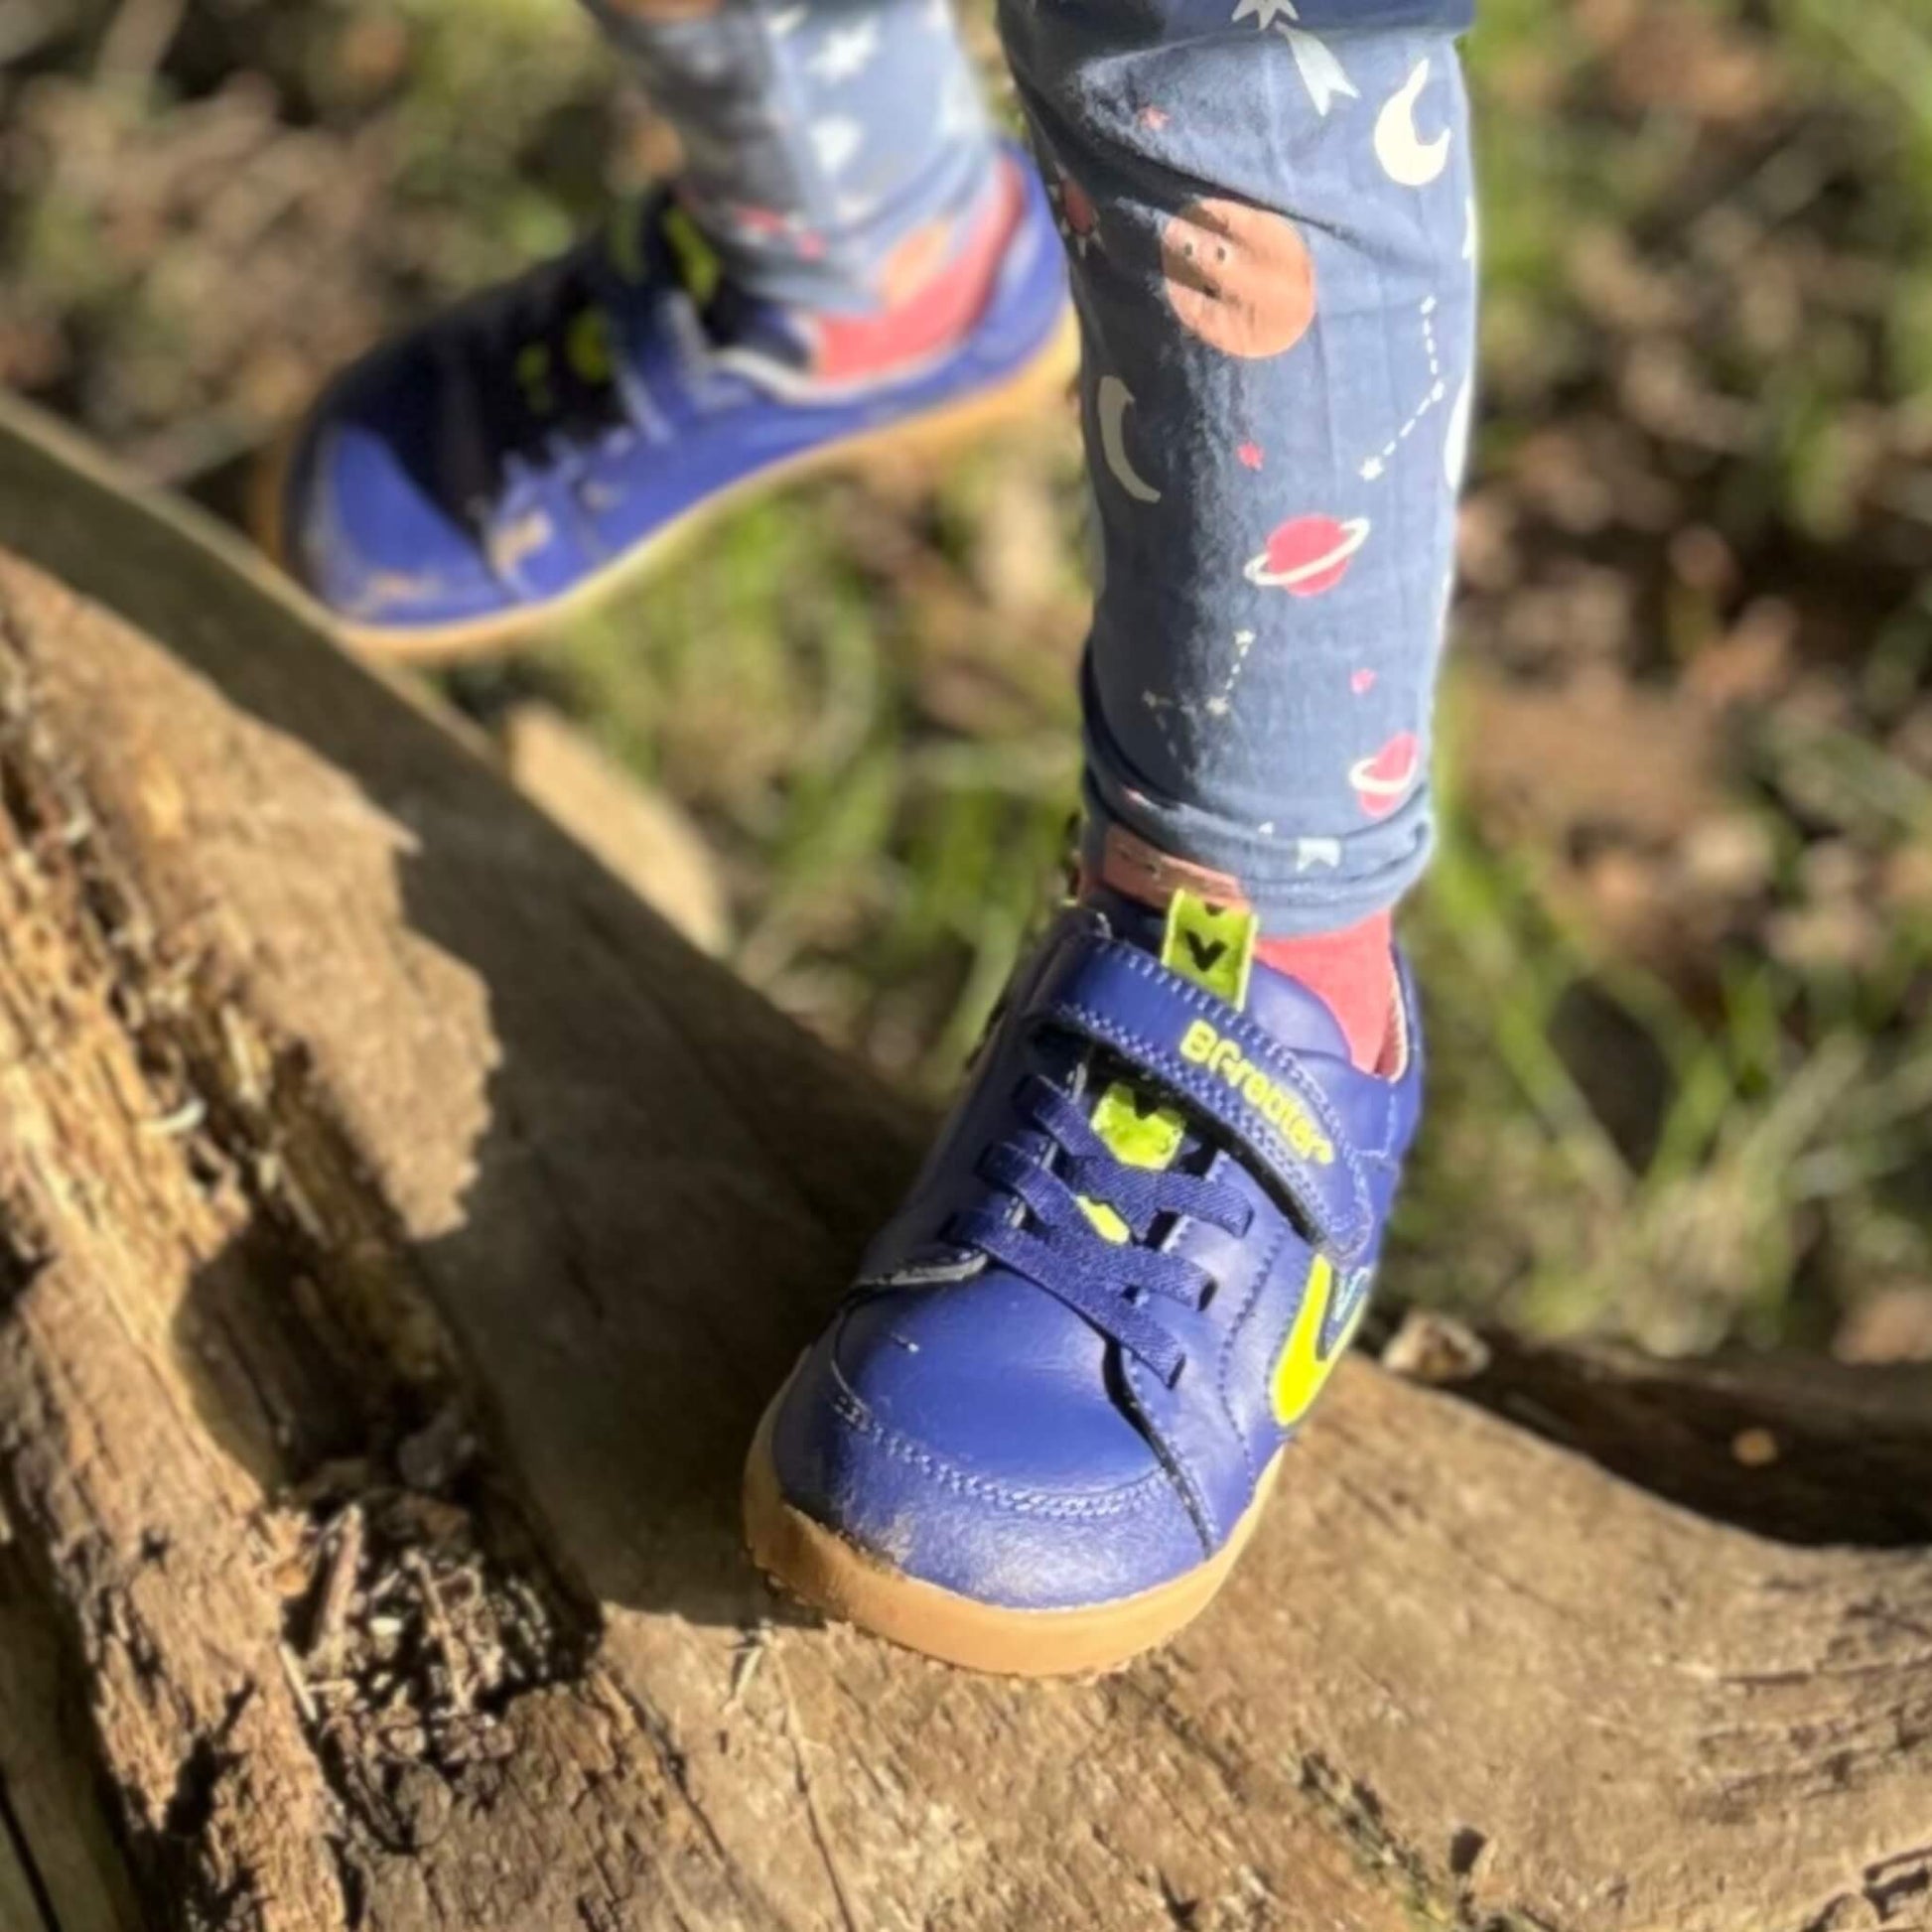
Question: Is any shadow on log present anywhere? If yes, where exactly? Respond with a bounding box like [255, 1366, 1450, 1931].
[0, 393, 1927, 1932]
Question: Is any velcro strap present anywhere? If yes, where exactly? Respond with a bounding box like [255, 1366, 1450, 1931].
[1030, 929, 1374, 1260]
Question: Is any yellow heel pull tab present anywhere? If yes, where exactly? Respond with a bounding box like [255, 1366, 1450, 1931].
[1162, 891, 1258, 1010]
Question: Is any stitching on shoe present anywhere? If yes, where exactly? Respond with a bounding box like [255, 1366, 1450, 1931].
[1122, 1352, 1222, 1550]
[828, 1392, 1175, 1520]
[1215, 1207, 1293, 1480]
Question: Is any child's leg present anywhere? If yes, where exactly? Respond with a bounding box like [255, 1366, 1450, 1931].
[1007, 0, 1477, 1063]
[273, 0, 1074, 650]
[746, 2, 1480, 1676]
[585, 0, 998, 313]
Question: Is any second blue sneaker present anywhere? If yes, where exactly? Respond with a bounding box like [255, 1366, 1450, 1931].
[744, 888, 1423, 1676]
[260, 146, 1073, 659]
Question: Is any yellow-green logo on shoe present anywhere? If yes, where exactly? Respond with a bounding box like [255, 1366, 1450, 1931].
[1271, 1255, 1372, 1428]
[1178, 1019, 1334, 1167]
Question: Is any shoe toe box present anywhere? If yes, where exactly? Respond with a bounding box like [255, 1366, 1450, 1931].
[766, 1271, 1206, 1612]
[283, 340, 507, 628]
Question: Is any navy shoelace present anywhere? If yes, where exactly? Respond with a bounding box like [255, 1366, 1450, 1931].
[470, 252, 632, 470]
[459, 197, 766, 530]
[949, 1072, 1254, 1386]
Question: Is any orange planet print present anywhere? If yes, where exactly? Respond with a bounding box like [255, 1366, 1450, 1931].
[1161, 199, 1315, 360]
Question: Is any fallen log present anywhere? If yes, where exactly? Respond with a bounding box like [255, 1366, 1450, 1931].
[0, 393, 1927, 1932]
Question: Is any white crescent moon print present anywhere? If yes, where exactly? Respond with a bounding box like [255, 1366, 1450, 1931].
[1097, 375, 1163, 503]
[1375, 59, 1450, 188]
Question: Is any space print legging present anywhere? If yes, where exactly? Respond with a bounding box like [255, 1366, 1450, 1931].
[592, 0, 1477, 934]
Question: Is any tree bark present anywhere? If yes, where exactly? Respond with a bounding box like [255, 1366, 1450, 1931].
[0, 392, 1927, 1932]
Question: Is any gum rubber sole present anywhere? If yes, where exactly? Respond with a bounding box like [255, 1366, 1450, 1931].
[252, 305, 1081, 665]
[742, 1368, 1283, 1678]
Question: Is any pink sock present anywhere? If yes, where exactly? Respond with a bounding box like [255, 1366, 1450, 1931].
[1256, 913, 1396, 1074]
[801, 162, 1022, 382]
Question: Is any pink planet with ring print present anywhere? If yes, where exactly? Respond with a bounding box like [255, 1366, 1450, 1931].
[1349, 732, 1421, 819]
[1243, 512, 1371, 598]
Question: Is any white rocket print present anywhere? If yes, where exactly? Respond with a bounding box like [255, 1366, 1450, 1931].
[1279, 26, 1359, 116]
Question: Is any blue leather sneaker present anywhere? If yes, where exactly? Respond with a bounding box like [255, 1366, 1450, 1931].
[744, 888, 1423, 1675]
[258, 144, 1073, 660]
